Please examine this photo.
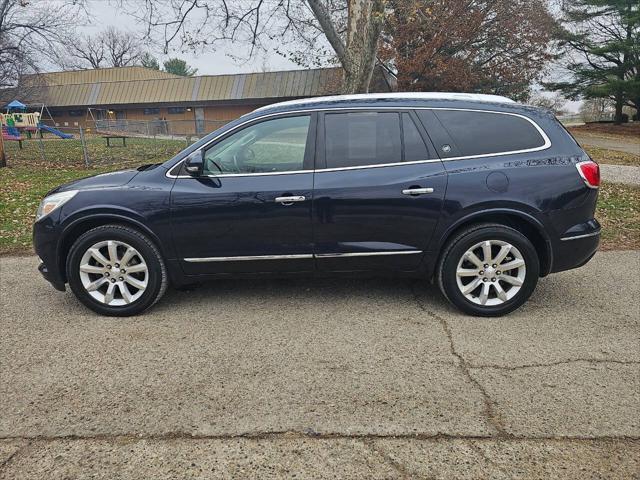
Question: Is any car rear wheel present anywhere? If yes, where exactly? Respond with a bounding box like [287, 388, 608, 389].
[67, 224, 167, 316]
[437, 223, 540, 316]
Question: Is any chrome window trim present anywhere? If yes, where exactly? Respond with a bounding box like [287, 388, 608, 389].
[183, 250, 422, 262]
[166, 106, 552, 179]
[560, 230, 601, 241]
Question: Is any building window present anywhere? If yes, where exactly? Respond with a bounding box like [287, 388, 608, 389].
[68, 109, 84, 117]
[50, 111, 62, 118]
[144, 108, 160, 115]
[167, 107, 187, 114]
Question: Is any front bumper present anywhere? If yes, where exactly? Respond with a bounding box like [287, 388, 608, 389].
[33, 215, 66, 292]
[38, 260, 66, 291]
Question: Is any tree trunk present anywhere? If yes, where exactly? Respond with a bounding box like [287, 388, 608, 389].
[307, 0, 386, 94]
[614, 94, 624, 124]
[0, 132, 6, 168]
[342, 0, 386, 94]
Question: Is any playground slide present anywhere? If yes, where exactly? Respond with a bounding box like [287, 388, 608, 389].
[6, 126, 20, 137]
[1, 126, 21, 140]
[38, 123, 74, 139]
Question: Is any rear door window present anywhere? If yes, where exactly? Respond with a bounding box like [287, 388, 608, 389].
[434, 110, 546, 157]
[402, 113, 430, 161]
[324, 112, 402, 168]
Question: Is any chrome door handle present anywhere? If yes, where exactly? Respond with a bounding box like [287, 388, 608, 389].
[402, 188, 434, 195]
[275, 195, 306, 205]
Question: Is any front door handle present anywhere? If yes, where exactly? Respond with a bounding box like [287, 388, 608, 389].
[275, 195, 306, 205]
[402, 187, 434, 196]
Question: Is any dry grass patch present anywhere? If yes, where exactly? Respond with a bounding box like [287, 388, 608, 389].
[597, 183, 640, 250]
[569, 123, 640, 139]
[584, 146, 640, 167]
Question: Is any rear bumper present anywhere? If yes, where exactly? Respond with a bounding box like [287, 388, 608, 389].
[550, 222, 600, 273]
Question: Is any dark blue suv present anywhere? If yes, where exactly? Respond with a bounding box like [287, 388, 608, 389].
[33, 93, 601, 317]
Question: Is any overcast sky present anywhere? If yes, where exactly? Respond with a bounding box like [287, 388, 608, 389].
[78, 0, 300, 75]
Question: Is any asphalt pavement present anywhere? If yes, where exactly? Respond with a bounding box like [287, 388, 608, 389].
[1, 251, 639, 479]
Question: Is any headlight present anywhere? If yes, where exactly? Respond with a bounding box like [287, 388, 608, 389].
[36, 190, 78, 221]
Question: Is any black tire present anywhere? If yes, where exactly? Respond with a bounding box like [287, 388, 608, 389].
[66, 224, 168, 316]
[437, 223, 540, 317]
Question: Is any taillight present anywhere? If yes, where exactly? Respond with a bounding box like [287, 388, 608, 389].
[576, 161, 600, 189]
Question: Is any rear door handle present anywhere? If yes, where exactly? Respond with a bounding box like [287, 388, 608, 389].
[275, 195, 306, 205]
[402, 187, 434, 196]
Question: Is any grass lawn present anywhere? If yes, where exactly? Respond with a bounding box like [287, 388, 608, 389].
[597, 183, 640, 250]
[3, 135, 188, 169]
[1, 136, 188, 254]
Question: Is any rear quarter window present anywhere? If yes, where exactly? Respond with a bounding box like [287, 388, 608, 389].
[434, 110, 547, 157]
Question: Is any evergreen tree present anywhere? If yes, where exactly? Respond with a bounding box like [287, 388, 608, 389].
[162, 58, 197, 77]
[140, 52, 160, 70]
[549, 0, 639, 124]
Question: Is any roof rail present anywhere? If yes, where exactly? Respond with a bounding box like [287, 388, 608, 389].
[254, 92, 516, 113]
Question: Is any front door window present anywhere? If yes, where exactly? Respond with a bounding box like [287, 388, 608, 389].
[203, 115, 311, 175]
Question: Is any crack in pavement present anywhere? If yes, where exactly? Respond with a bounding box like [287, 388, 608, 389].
[1, 432, 638, 443]
[469, 358, 640, 371]
[0, 441, 31, 474]
[467, 440, 510, 478]
[409, 284, 507, 437]
[360, 438, 413, 479]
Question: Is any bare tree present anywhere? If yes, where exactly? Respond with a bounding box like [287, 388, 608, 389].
[121, 0, 387, 94]
[580, 98, 615, 122]
[529, 92, 569, 115]
[0, 0, 86, 87]
[64, 33, 106, 69]
[60, 27, 143, 69]
[103, 27, 143, 67]
[0, 0, 86, 167]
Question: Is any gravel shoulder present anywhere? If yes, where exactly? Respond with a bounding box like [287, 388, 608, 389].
[1, 252, 639, 479]
[600, 164, 640, 186]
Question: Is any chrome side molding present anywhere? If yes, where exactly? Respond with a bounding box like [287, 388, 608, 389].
[315, 251, 422, 258]
[560, 231, 600, 241]
[184, 250, 423, 263]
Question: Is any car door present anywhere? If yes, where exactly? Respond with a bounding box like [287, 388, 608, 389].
[313, 110, 447, 272]
[170, 113, 316, 275]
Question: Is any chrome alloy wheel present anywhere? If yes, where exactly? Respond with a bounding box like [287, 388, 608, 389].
[455, 240, 526, 306]
[78, 240, 149, 306]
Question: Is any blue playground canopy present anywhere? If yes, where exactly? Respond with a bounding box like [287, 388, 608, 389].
[6, 100, 27, 111]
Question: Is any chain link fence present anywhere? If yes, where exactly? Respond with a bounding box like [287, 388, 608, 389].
[3, 120, 230, 170]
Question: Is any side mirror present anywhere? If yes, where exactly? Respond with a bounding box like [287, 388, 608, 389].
[184, 150, 204, 176]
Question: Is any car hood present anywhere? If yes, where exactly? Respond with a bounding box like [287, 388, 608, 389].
[49, 169, 140, 195]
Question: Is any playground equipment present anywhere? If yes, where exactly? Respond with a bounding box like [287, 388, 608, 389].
[1, 100, 74, 145]
[38, 124, 74, 139]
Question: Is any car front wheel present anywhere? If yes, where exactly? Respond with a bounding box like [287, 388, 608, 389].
[66, 224, 168, 316]
[437, 223, 540, 316]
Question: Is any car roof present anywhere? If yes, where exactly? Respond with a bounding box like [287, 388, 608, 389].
[252, 92, 516, 115]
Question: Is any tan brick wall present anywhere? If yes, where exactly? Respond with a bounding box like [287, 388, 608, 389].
[204, 105, 256, 121]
